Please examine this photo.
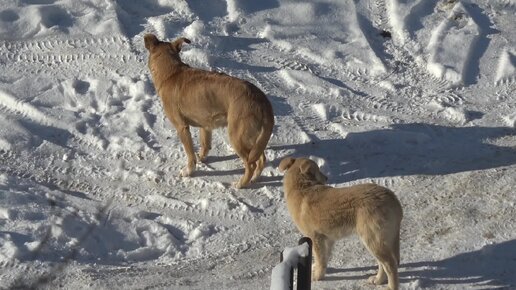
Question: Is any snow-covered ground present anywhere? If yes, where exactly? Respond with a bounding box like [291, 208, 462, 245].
[1, 0, 515, 289]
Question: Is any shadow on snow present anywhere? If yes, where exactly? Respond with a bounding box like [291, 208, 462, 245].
[271, 123, 516, 184]
[325, 239, 516, 289]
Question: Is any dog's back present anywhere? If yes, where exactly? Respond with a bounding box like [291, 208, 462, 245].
[293, 184, 402, 240]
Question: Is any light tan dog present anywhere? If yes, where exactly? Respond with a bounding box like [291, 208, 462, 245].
[144, 34, 274, 188]
[279, 157, 403, 290]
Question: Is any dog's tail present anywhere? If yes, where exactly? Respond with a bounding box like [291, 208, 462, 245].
[394, 209, 402, 266]
[395, 228, 400, 266]
[396, 201, 403, 266]
[248, 102, 274, 163]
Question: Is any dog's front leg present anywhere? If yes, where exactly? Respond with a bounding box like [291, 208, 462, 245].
[198, 128, 212, 162]
[177, 125, 196, 176]
[311, 233, 330, 281]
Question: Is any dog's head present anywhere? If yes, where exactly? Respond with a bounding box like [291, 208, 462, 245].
[279, 157, 328, 185]
[144, 34, 191, 62]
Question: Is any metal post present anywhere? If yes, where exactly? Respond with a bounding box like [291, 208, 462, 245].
[297, 237, 312, 290]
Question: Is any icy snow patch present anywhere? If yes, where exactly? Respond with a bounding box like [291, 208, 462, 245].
[183, 20, 205, 41]
[502, 113, 516, 128]
[0, 207, 12, 220]
[0, 234, 21, 260]
[427, 100, 468, 124]
[495, 48, 516, 82]
[225, 0, 242, 22]
[385, 0, 411, 44]
[182, 48, 212, 69]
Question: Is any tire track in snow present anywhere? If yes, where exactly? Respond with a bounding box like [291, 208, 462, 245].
[0, 35, 130, 56]
[0, 260, 30, 272]
[494, 80, 516, 102]
[239, 29, 438, 125]
[0, 89, 55, 126]
[259, 54, 313, 73]
[0, 149, 266, 226]
[229, 265, 275, 281]
[172, 230, 278, 271]
[371, 0, 390, 29]
[256, 40, 374, 83]
[431, 90, 465, 106]
[0, 260, 45, 288]
[74, 231, 281, 288]
[0, 35, 145, 77]
[254, 44, 431, 124]
[80, 265, 191, 289]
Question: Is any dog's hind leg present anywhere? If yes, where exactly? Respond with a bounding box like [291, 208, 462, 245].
[228, 118, 257, 188]
[233, 159, 256, 189]
[361, 234, 398, 290]
[377, 253, 398, 290]
[395, 226, 400, 266]
[228, 138, 255, 188]
[384, 227, 401, 290]
[250, 153, 266, 182]
[357, 223, 389, 287]
[198, 128, 212, 162]
[367, 261, 387, 286]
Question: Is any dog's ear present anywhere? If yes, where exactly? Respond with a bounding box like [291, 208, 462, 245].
[144, 34, 159, 50]
[299, 161, 313, 176]
[300, 161, 327, 184]
[171, 37, 191, 52]
[278, 157, 295, 173]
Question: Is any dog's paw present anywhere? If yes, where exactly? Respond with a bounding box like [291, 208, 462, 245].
[311, 267, 325, 281]
[250, 174, 259, 183]
[232, 181, 243, 189]
[180, 166, 193, 177]
[196, 153, 207, 163]
[368, 275, 387, 285]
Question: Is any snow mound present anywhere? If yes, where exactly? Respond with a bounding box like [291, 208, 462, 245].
[0, 177, 207, 265]
[502, 112, 516, 127]
[250, 0, 386, 75]
[495, 48, 516, 83]
[426, 1, 480, 86]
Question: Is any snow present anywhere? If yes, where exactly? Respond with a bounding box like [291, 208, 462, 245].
[1, 0, 516, 289]
[496, 47, 516, 83]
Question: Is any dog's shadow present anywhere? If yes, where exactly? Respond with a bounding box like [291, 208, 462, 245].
[324, 239, 516, 288]
[271, 123, 516, 184]
[324, 265, 375, 281]
[189, 123, 515, 191]
[398, 239, 516, 288]
[197, 163, 283, 189]
[195, 150, 284, 188]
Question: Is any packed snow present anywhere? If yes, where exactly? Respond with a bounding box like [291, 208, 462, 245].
[1, 0, 515, 289]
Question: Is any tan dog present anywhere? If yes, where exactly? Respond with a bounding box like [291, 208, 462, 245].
[144, 34, 274, 188]
[279, 157, 403, 290]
